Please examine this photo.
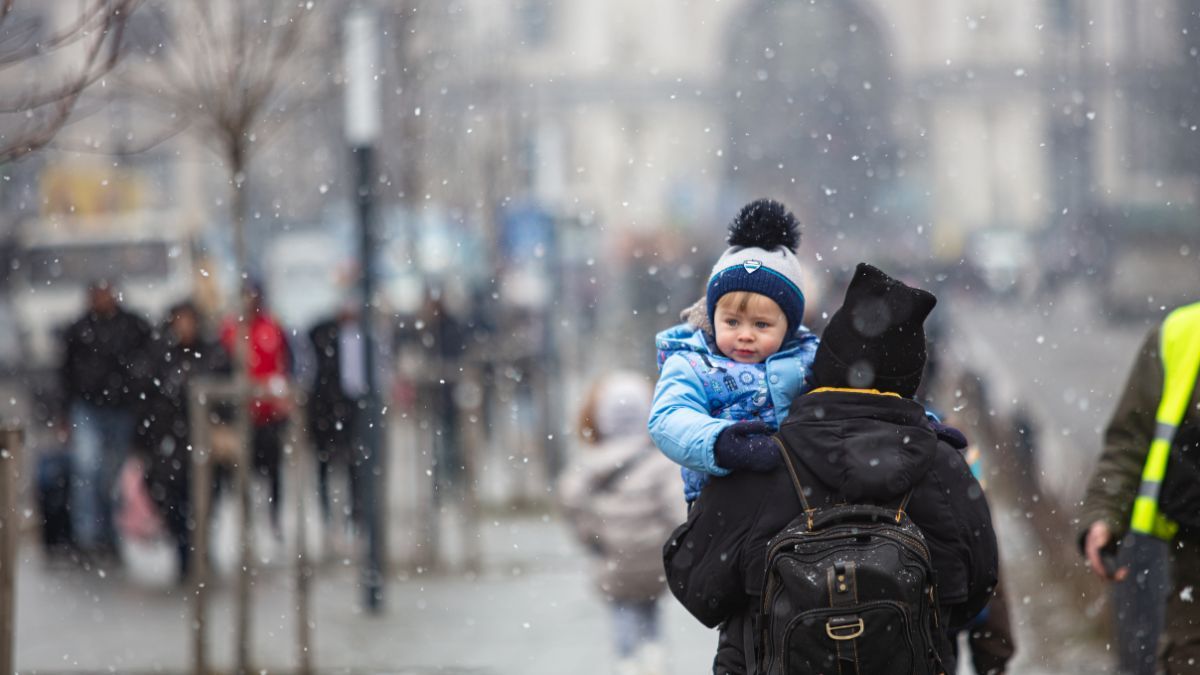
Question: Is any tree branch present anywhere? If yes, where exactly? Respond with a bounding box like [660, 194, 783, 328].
[0, 0, 139, 162]
[45, 115, 190, 155]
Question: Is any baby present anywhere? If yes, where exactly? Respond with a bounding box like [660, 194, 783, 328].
[649, 199, 818, 501]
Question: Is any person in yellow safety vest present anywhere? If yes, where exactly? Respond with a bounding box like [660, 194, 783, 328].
[1081, 301, 1200, 674]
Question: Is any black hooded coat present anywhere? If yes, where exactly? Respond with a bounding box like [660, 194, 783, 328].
[663, 390, 999, 674]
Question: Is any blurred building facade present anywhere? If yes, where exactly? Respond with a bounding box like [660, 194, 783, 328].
[410, 0, 1200, 271]
[3, 0, 1200, 319]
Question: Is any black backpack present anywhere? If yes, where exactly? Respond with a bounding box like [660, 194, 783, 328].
[752, 440, 946, 675]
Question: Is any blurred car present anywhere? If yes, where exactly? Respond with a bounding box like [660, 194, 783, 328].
[966, 228, 1036, 297]
[1088, 204, 1200, 322]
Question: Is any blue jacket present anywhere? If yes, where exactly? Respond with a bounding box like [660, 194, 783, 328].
[649, 322, 818, 501]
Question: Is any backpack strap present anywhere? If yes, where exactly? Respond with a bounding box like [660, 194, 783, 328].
[827, 561, 864, 667]
[774, 436, 816, 529]
[742, 613, 760, 675]
[777, 435, 915, 528]
[828, 562, 859, 609]
[895, 490, 913, 523]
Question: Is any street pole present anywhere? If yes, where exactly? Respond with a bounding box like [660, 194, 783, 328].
[0, 425, 22, 675]
[344, 7, 385, 614]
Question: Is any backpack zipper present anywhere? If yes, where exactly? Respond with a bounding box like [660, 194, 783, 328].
[770, 522, 932, 564]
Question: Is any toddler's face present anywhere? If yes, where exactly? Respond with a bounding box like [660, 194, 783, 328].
[713, 293, 788, 364]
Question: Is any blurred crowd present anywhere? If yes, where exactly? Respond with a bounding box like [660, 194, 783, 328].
[42, 277, 475, 586]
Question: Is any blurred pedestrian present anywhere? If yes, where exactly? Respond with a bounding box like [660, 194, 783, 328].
[415, 290, 468, 486]
[307, 300, 370, 551]
[955, 443, 1017, 674]
[663, 263, 998, 674]
[59, 279, 152, 563]
[558, 371, 684, 675]
[649, 199, 818, 504]
[221, 282, 292, 537]
[1080, 301, 1200, 674]
[134, 300, 229, 582]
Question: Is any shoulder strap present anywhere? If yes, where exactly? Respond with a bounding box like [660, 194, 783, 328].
[743, 612, 760, 675]
[774, 436, 816, 529]
[774, 435, 914, 527]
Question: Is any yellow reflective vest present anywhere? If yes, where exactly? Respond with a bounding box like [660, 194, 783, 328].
[1129, 302, 1200, 540]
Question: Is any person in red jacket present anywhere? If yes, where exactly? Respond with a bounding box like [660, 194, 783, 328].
[220, 282, 292, 537]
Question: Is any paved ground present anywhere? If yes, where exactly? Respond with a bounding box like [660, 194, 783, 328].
[9, 281, 1149, 674]
[16, 505, 1120, 675]
[15, 506, 716, 674]
[14, 476, 1116, 674]
[939, 283, 1151, 504]
[941, 282, 1158, 675]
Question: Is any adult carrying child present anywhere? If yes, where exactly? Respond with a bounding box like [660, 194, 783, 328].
[663, 263, 999, 674]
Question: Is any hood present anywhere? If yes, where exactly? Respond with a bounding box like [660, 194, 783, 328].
[777, 391, 938, 502]
[680, 296, 713, 336]
[654, 297, 717, 365]
[655, 322, 714, 365]
[590, 372, 654, 440]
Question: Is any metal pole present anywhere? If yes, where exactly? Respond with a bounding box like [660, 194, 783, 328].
[290, 402, 313, 674]
[345, 5, 385, 616]
[0, 425, 22, 675]
[354, 143, 385, 613]
[188, 388, 212, 675]
[414, 379, 440, 572]
[234, 394, 254, 672]
[458, 365, 483, 575]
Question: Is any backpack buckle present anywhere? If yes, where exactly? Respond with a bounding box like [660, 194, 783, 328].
[825, 617, 864, 641]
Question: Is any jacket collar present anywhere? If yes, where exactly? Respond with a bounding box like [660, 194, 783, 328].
[778, 391, 937, 501]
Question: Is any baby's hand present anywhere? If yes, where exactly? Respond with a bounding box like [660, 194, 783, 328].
[714, 421, 780, 472]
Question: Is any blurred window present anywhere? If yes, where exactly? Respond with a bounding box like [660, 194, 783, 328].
[516, 0, 553, 47]
[24, 241, 171, 286]
[1051, 0, 1072, 33]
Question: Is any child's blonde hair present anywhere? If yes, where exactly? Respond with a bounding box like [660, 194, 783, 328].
[715, 291, 784, 316]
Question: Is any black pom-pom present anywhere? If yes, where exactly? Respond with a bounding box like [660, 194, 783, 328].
[727, 199, 800, 252]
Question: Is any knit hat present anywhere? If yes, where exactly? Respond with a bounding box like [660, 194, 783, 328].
[706, 199, 806, 334]
[809, 263, 937, 398]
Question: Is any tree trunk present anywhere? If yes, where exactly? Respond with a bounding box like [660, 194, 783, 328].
[228, 142, 256, 675]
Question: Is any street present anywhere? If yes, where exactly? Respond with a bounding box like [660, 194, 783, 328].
[7, 282, 1150, 674]
[940, 282, 1153, 506]
[15, 510, 716, 674]
[14, 505, 1113, 674]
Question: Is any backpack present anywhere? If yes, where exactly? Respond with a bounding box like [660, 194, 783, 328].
[752, 440, 945, 675]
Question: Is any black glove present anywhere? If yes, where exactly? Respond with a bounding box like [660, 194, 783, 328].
[930, 420, 968, 449]
[713, 421, 780, 472]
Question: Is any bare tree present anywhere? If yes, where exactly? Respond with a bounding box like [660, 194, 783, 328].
[0, 0, 141, 163]
[124, 1, 327, 671]
[131, 0, 325, 283]
[384, 1, 431, 207]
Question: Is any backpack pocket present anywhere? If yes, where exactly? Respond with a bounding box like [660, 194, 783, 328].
[780, 601, 918, 674]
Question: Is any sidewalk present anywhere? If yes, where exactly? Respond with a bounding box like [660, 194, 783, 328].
[14, 503, 1116, 675]
[10, 296, 1131, 675]
[15, 508, 716, 674]
[942, 284, 1127, 675]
